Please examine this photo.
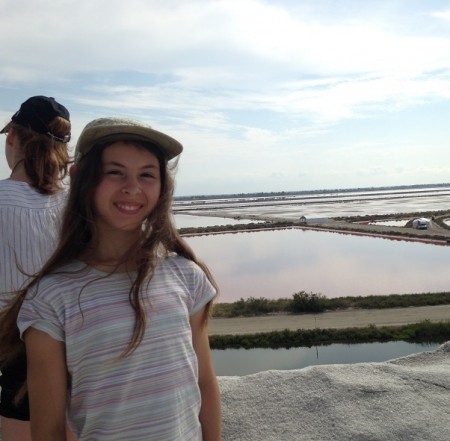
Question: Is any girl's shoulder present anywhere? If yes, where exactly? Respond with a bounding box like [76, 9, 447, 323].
[157, 254, 212, 288]
[156, 255, 216, 308]
[28, 261, 95, 297]
[160, 254, 200, 272]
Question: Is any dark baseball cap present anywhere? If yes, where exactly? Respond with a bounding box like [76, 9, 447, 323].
[0, 96, 71, 143]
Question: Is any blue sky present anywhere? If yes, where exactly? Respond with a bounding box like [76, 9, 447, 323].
[1, 0, 450, 196]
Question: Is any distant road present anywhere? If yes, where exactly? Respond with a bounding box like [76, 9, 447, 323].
[209, 304, 450, 335]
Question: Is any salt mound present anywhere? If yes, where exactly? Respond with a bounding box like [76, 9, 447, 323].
[219, 342, 450, 441]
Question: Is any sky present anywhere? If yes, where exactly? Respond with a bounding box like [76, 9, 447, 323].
[1, 0, 450, 196]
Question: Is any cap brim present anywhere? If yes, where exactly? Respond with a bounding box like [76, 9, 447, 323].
[76, 122, 183, 161]
[0, 121, 11, 134]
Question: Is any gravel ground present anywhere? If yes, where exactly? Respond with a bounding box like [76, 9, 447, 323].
[209, 304, 450, 335]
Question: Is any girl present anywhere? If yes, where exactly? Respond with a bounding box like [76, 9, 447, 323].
[5, 117, 221, 440]
[0, 96, 73, 441]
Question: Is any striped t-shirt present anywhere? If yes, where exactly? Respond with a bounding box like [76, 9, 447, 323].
[18, 256, 216, 440]
[0, 179, 66, 308]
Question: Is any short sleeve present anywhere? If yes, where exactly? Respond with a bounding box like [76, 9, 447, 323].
[189, 263, 217, 316]
[17, 284, 65, 342]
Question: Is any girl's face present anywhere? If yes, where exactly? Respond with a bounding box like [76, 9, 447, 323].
[93, 141, 162, 235]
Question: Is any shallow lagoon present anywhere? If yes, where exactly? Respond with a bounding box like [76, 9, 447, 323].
[185, 228, 450, 302]
[174, 186, 450, 220]
[196, 227, 450, 374]
[177, 190, 450, 373]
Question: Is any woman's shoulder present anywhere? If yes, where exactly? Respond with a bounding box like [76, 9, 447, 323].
[0, 180, 29, 204]
[0, 179, 67, 209]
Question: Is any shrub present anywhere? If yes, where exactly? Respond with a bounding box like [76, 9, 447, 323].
[289, 291, 327, 313]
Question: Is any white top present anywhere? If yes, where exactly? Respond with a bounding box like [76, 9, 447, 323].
[0, 179, 66, 308]
[18, 256, 216, 441]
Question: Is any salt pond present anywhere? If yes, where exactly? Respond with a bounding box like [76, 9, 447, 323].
[185, 228, 450, 302]
[174, 185, 450, 220]
[176, 189, 450, 373]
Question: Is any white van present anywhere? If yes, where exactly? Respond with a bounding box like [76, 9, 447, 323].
[412, 218, 430, 230]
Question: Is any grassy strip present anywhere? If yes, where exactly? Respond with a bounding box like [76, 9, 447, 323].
[212, 292, 450, 318]
[209, 320, 450, 350]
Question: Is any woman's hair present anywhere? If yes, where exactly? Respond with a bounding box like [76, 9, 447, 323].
[11, 116, 71, 194]
[0, 139, 218, 365]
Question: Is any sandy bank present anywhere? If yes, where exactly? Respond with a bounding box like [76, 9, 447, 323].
[209, 304, 450, 335]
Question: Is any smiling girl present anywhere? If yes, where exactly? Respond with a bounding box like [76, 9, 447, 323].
[1, 118, 221, 440]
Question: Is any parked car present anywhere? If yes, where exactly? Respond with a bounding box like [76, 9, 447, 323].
[412, 218, 430, 230]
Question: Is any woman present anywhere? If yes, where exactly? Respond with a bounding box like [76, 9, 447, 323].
[0, 96, 72, 440]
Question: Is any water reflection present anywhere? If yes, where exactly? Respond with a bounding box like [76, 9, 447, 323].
[185, 229, 450, 302]
[212, 341, 441, 376]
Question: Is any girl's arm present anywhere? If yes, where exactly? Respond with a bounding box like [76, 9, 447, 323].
[190, 307, 221, 441]
[24, 327, 68, 441]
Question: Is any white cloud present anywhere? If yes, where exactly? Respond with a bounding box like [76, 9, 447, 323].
[431, 9, 450, 21]
[2, 0, 450, 82]
[2, 0, 450, 193]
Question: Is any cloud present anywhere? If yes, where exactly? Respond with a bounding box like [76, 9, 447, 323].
[431, 8, 450, 21]
[2, 0, 450, 193]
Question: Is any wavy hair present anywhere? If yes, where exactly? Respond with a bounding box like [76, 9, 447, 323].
[10, 117, 71, 194]
[0, 140, 218, 365]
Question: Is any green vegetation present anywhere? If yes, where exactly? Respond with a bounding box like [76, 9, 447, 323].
[209, 320, 450, 350]
[210, 293, 450, 349]
[212, 292, 450, 318]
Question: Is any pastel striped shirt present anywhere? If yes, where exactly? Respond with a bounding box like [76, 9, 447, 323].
[18, 256, 216, 440]
[0, 179, 66, 308]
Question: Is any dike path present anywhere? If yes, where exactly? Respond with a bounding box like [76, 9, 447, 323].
[209, 304, 450, 335]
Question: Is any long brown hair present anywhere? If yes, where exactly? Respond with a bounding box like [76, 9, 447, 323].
[0, 140, 218, 365]
[10, 117, 71, 194]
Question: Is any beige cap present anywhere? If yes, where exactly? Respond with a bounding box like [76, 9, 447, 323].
[75, 117, 183, 162]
